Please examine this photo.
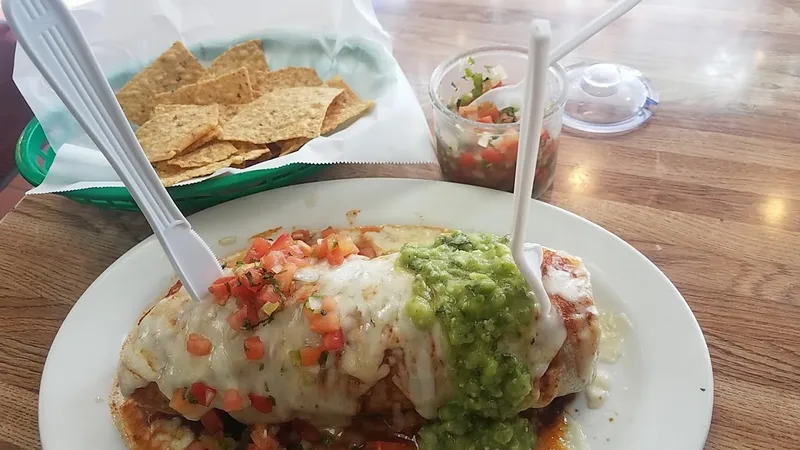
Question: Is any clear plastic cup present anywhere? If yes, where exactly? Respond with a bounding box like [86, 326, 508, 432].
[429, 45, 568, 198]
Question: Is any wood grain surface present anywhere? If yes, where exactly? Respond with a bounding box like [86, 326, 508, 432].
[2, 0, 800, 448]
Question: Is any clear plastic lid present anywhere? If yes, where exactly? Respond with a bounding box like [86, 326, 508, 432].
[562, 62, 658, 134]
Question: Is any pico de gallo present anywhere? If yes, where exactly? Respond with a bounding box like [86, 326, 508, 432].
[437, 57, 560, 197]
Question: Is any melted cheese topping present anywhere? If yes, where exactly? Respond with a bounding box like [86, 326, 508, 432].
[598, 312, 631, 363]
[117, 233, 600, 425]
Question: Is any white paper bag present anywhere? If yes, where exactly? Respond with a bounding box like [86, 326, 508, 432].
[12, 0, 436, 194]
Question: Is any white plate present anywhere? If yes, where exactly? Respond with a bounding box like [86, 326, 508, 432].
[38, 179, 713, 449]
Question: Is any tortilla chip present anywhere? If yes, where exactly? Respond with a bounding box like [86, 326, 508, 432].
[321, 76, 374, 134]
[154, 68, 255, 106]
[165, 141, 239, 169]
[219, 104, 245, 125]
[230, 141, 267, 152]
[201, 40, 269, 81]
[277, 138, 309, 156]
[158, 103, 243, 126]
[116, 42, 206, 125]
[135, 104, 219, 162]
[180, 127, 220, 155]
[235, 146, 271, 162]
[220, 87, 342, 144]
[229, 143, 273, 168]
[252, 67, 322, 96]
[156, 157, 234, 187]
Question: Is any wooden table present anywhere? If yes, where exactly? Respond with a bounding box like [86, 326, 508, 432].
[2, 0, 799, 448]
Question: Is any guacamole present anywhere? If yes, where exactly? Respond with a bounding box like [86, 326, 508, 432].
[398, 231, 538, 450]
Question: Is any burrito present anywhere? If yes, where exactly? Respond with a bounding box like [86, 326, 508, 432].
[110, 225, 600, 450]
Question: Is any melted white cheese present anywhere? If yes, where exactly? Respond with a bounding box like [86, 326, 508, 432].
[118, 240, 598, 424]
[585, 369, 612, 409]
[598, 312, 631, 364]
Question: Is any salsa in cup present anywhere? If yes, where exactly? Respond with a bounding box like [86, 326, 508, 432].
[430, 46, 567, 197]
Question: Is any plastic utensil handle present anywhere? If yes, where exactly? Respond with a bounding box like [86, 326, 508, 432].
[548, 0, 642, 65]
[4, 0, 223, 300]
[3, 0, 184, 232]
[511, 19, 552, 314]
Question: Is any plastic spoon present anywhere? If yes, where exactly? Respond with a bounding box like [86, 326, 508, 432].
[474, 0, 643, 110]
[4, 0, 223, 301]
[510, 19, 567, 377]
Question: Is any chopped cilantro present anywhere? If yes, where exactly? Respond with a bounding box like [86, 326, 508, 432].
[244, 271, 256, 286]
[467, 56, 475, 65]
[242, 319, 253, 331]
[259, 363, 265, 371]
[220, 261, 227, 269]
[451, 81, 457, 90]
[235, 260, 244, 267]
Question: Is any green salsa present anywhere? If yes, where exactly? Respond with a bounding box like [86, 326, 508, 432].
[397, 231, 538, 450]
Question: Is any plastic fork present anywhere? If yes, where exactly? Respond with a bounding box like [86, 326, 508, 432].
[3, 0, 223, 301]
[473, 0, 643, 109]
[510, 19, 567, 372]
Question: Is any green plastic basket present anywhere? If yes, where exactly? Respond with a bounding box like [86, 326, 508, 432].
[15, 118, 327, 213]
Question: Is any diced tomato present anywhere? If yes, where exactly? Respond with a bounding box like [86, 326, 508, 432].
[291, 284, 317, 303]
[229, 278, 257, 303]
[496, 133, 519, 153]
[458, 152, 477, 169]
[300, 346, 324, 366]
[286, 255, 309, 268]
[291, 229, 311, 243]
[476, 115, 493, 123]
[327, 249, 345, 266]
[227, 306, 249, 331]
[168, 388, 209, 420]
[244, 237, 273, 262]
[357, 243, 377, 259]
[189, 382, 217, 407]
[320, 226, 337, 238]
[364, 441, 416, 450]
[250, 424, 279, 449]
[305, 296, 340, 333]
[248, 393, 275, 414]
[238, 268, 265, 292]
[244, 336, 264, 360]
[186, 441, 207, 450]
[480, 147, 503, 165]
[187, 333, 213, 356]
[324, 235, 358, 266]
[222, 389, 243, 412]
[256, 284, 283, 308]
[260, 251, 286, 273]
[314, 240, 328, 258]
[199, 409, 224, 434]
[458, 104, 479, 121]
[274, 263, 297, 294]
[322, 329, 344, 351]
[296, 240, 314, 257]
[287, 244, 305, 258]
[477, 102, 501, 122]
[208, 276, 236, 304]
[270, 233, 294, 252]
